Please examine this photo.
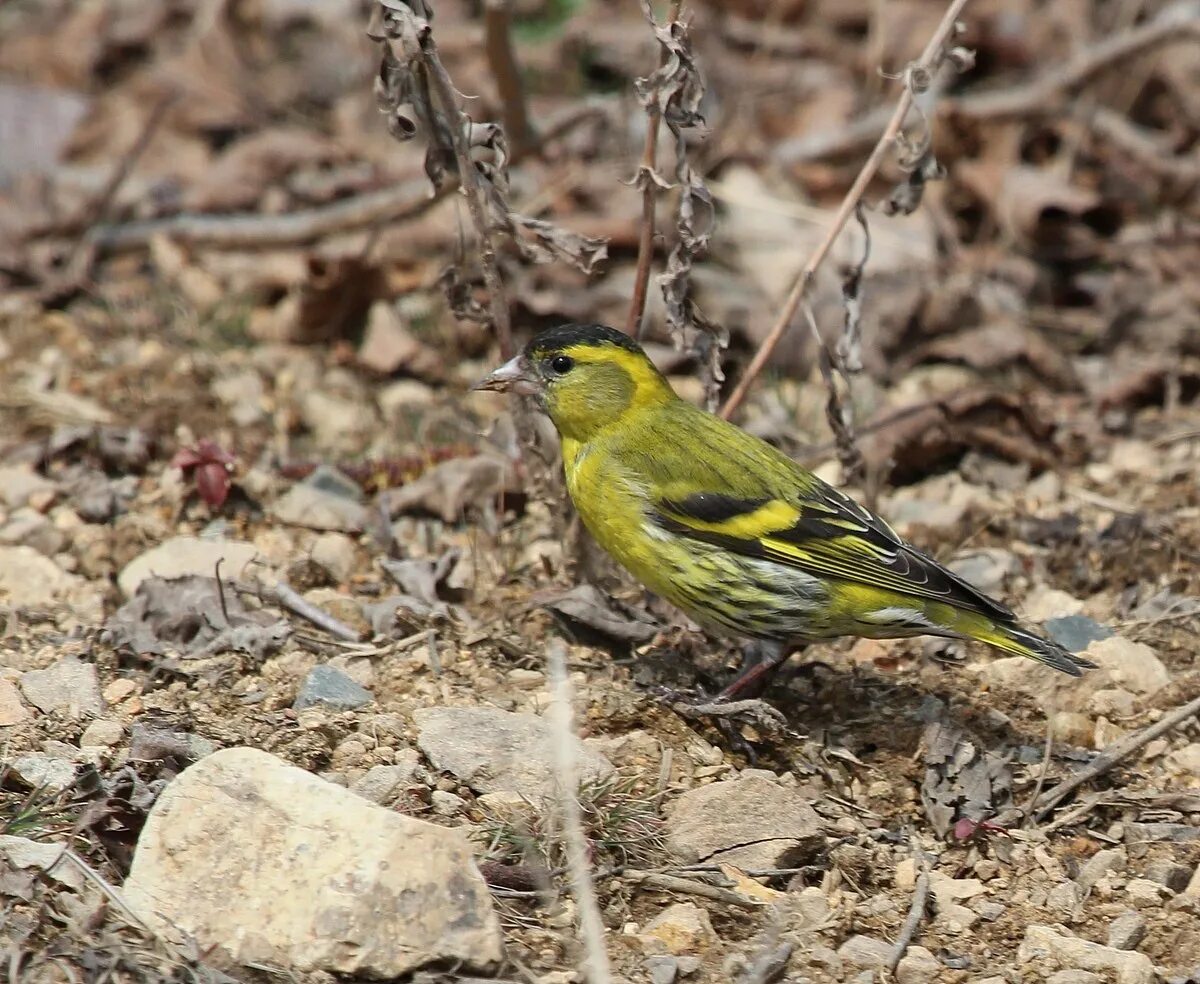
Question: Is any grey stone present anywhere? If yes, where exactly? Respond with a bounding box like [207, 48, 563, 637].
[413, 706, 612, 799]
[947, 548, 1018, 595]
[645, 955, 679, 984]
[0, 508, 66, 555]
[838, 934, 893, 970]
[19, 657, 103, 717]
[1145, 859, 1192, 893]
[665, 774, 824, 869]
[1045, 615, 1113, 653]
[349, 755, 424, 804]
[122, 747, 502, 977]
[1076, 847, 1127, 892]
[271, 483, 367, 533]
[10, 752, 76, 792]
[1107, 910, 1147, 950]
[1019, 924, 1153, 984]
[294, 665, 372, 711]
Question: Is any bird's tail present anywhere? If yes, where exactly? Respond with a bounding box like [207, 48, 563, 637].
[964, 617, 1099, 677]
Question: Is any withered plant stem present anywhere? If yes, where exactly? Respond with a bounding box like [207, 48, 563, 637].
[417, 30, 517, 360]
[719, 0, 971, 420]
[626, 0, 684, 340]
[483, 0, 534, 156]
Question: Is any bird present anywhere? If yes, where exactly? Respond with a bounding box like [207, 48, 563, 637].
[474, 322, 1095, 699]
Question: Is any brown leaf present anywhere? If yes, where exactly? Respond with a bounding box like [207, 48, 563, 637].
[383, 454, 522, 522]
[358, 301, 446, 380]
[907, 320, 1080, 390]
[534, 583, 659, 647]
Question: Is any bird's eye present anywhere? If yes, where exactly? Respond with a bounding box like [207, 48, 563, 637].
[549, 354, 574, 375]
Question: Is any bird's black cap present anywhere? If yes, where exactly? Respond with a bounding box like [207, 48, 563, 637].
[525, 323, 644, 358]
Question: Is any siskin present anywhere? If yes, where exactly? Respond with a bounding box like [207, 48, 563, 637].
[476, 323, 1094, 696]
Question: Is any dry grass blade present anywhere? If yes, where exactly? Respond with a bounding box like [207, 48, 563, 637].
[546, 640, 613, 984]
[719, 0, 972, 420]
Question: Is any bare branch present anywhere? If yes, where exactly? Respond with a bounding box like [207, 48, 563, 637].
[719, 0, 972, 420]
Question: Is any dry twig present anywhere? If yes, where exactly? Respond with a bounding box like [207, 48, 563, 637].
[887, 867, 931, 973]
[87, 105, 602, 252]
[243, 580, 362, 643]
[719, 0, 972, 420]
[626, 0, 683, 338]
[622, 869, 766, 911]
[1031, 693, 1200, 822]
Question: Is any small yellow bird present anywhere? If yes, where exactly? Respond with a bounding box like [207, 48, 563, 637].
[476, 323, 1094, 697]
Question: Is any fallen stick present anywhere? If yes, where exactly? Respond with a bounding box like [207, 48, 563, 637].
[1032, 693, 1200, 822]
[887, 869, 931, 973]
[623, 869, 766, 911]
[85, 105, 603, 252]
[247, 580, 363, 643]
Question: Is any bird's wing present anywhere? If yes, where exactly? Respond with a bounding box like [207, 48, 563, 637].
[652, 485, 1016, 622]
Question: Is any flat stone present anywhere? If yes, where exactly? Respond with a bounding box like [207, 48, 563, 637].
[1125, 878, 1169, 907]
[665, 774, 824, 869]
[1023, 589, 1085, 623]
[644, 955, 680, 984]
[413, 706, 612, 799]
[838, 934, 893, 970]
[1044, 615, 1113, 653]
[118, 536, 260, 598]
[641, 902, 715, 955]
[1047, 972, 1102, 984]
[1106, 910, 1147, 950]
[0, 546, 103, 622]
[80, 719, 125, 748]
[122, 747, 502, 977]
[1144, 859, 1192, 893]
[19, 657, 103, 718]
[271, 484, 367, 532]
[0, 834, 84, 889]
[0, 678, 32, 725]
[10, 752, 76, 792]
[1019, 924, 1153, 984]
[293, 664, 372, 711]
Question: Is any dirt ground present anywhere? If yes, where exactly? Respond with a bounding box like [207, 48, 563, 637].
[2, 0, 1200, 982]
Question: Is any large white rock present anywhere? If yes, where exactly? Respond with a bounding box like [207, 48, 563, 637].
[122, 747, 503, 977]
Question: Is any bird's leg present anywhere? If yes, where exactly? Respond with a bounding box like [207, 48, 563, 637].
[717, 640, 790, 701]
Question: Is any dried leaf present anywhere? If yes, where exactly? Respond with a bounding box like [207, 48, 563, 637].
[101, 576, 290, 659]
[383, 454, 521, 522]
[535, 583, 659, 647]
[920, 706, 1013, 838]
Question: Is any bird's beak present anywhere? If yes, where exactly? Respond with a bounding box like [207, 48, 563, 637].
[472, 354, 539, 396]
